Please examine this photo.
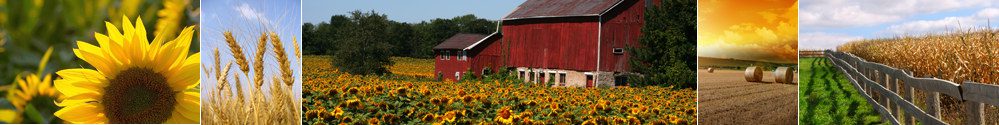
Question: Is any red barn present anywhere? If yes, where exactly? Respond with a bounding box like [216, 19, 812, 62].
[433, 33, 502, 81]
[435, 0, 655, 87]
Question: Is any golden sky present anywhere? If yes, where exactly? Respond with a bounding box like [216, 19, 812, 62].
[698, 0, 798, 64]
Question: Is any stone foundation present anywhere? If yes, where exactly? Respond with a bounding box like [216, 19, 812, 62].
[513, 67, 622, 88]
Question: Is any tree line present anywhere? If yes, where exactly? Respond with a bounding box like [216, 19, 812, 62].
[302, 11, 496, 75]
[302, 11, 496, 58]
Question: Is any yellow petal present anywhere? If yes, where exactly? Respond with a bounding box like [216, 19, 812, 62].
[168, 53, 199, 91]
[55, 93, 101, 107]
[53, 78, 102, 98]
[54, 103, 107, 124]
[72, 48, 115, 76]
[95, 32, 130, 67]
[172, 92, 200, 123]
[153, 41, 179, 72]
[134, 17, 151, 63]
[122, 16, 135, 43]
[0, 109, 18, 123]
[55, 68, 108, 88]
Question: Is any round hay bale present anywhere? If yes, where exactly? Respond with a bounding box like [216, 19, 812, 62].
[707, 68, 715, 73]
[774, 67, 793, 84]
[744, 66, 762, 82]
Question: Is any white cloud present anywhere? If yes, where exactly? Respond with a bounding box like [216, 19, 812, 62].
[883, 8, 999, 35]
[799, 32, 864, 50]
[234, 3, 274, 27]
[801, 0, 992, 28]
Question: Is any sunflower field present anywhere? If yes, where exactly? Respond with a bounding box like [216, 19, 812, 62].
[303, 55, 697, 124]
[386, 57, 435, 78]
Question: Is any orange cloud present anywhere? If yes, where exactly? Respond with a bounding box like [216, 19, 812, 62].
[698, 0, 798, 64]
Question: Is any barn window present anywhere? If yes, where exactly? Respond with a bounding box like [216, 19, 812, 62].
[460, 51, 467, 60]
[615, 75, 628, 86]
[528, 72, 535, 83]
[444, 50, 450, 60]
[539, 72, 546, 83]
[519, 71, 525, 79]
[613, 48, 625, 55]
[549, 73, 556, 83]
[559, 73, 566, 83]
[455, 72, 461, 80]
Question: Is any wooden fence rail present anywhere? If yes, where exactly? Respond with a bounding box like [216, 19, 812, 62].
[824, 50, 999, 125]
[799, 50, 825, 57]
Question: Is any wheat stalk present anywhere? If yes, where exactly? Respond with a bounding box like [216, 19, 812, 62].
[224, 31, 250, 74]
[254, 32, 268, 88]
[269, 32, 294, 86]
[203, 30, 301, 125]
[292, 36, 301, 61]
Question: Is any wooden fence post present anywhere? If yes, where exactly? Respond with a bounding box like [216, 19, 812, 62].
[888, 73, 899, 120]
[964, 101, 983, 125]
[926, 92, 941, 118]
[903, 76, 915, 125]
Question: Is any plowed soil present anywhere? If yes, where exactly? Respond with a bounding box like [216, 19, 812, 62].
[698, 69, 798, 124]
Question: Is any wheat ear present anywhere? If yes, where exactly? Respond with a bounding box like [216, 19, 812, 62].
[269, 32, 294, 86]
[254, 32, 268, 89]
[224, 31, 250, 74]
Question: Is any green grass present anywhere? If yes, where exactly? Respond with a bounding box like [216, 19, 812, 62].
[799, 57, 886, 125]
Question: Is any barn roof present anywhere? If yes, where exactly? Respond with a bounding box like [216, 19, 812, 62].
[433, 33, 488, 50]
[503, 0, 624, 20]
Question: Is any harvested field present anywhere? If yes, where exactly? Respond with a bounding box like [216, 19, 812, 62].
[697, 69, 798, 124]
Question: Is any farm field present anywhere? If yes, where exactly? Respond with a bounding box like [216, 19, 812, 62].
[797, 57, 884, 125]
[302, 55, 697, 124]
[387, 57, 435, 78]
[838, 30, 998, 85]
[697, 68, 797, 124]
[837, 30, 999, 124]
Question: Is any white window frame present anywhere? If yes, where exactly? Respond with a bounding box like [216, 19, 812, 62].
[461, 51, 468, 60]
[559, 73, 567, 83]
[444, 50, 450, 60]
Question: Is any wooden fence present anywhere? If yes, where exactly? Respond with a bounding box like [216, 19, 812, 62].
[800, 50, 825, 57]
[825, 50, 999, 125]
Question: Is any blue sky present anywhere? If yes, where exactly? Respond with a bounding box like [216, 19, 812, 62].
[800, 0, 998, 50]
[201, 0, 303, 97]
[303, 0, 525, 24]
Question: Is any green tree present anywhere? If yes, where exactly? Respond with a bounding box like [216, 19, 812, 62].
[330, 11, 393, 75]
[385, 21, 415, 56]
[628, 0, 696, 89]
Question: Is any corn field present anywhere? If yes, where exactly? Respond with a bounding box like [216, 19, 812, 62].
[838, 29, 999, 85]
[838, 29, 999, 124]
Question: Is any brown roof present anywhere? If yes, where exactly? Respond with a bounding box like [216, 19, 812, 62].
[433, 33, 488, 50]
[503, 0, 623, 20]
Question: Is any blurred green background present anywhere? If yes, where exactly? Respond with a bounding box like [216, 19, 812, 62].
[0, 0, 199, 123]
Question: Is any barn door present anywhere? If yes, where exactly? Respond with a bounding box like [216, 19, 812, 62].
[586, 75, 594, 88]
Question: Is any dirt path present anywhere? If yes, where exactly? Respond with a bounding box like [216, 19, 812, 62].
[698, 69, 798, 124]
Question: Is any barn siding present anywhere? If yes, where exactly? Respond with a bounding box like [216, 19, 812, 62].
[469, 34, 504, 76]
[434, 50, 470, 81]
[436, 0, 653, 81]
[599, 0, 645, 72]
[502, 17, 600, 71]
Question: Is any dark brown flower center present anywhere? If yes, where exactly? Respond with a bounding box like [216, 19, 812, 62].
[103, 68, 176, 123]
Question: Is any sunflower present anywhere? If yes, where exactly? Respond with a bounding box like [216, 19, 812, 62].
[494, 107, 513, 124]
[155, 0, 189, 40]
[4, 47, 60, 124]
[330, 107, 344, 118]
[440, 111, 456, 123]
[52, 16, 199, 124]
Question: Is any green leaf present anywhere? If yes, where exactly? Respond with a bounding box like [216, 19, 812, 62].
[23, 104, 43, 123]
